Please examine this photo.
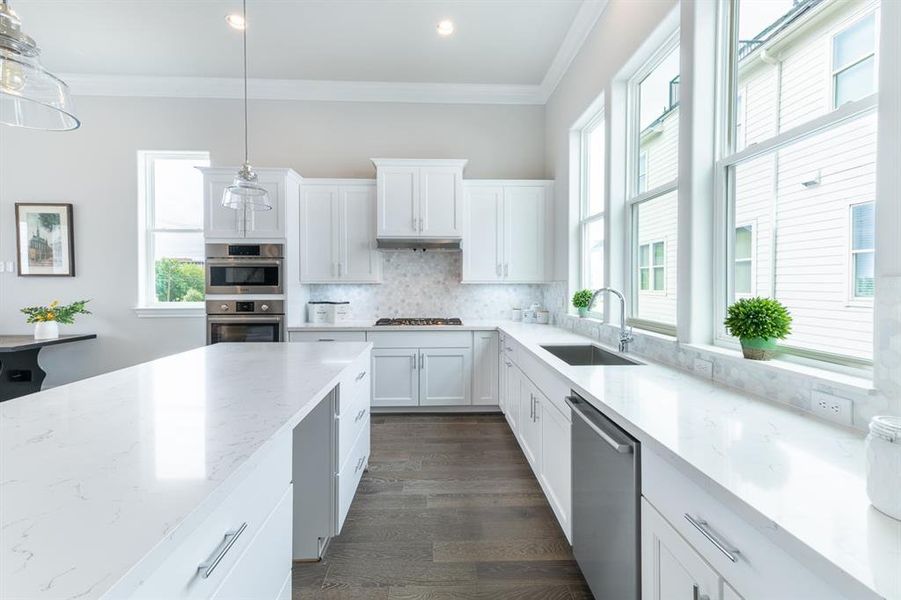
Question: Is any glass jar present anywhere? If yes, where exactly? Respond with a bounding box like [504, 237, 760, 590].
[865, 415, 901, 521]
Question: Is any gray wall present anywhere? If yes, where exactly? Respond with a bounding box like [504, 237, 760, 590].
[0, 96, 545, 385]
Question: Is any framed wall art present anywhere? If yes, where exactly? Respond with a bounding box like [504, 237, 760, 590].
[15, 203, 75, 276]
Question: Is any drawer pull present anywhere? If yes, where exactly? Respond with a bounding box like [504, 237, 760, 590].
[318, 338, 335, 342]
[355, 370, 367, 382]
[354, 408, 366, 423]
[684, 514, 739, 563]
[504, 346, 513, 352]
[198, 522, 247, 578]
[354, 455, 366, 473]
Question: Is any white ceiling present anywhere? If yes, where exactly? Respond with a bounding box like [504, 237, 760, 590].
[14, 0, 590, 87]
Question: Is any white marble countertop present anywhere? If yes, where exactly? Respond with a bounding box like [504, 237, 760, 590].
[287, 320, 502, 332]
[496, 322, 900, 600]
[0, 342, 371, 600]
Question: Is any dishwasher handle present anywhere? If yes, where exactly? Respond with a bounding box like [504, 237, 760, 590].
[565, 395, 634, 454]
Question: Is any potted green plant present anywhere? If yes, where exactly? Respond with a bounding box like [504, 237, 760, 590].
[21, 299, 91, 340]
[572, 289, 594, 318]
[724, 297, 791, 361]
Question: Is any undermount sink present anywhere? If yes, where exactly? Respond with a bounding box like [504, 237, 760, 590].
[540, 344, 642, 366]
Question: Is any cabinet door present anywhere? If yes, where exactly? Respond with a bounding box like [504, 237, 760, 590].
[377, 167, 419, 237]
[518, 380, 541, 468]
[420, 166, 463, 237]
[539, 398, 571, 540]
[245, 179, 285, 238]
[462, 186, 504, 281]
[339, 185, 380, 282]
[504, 361, 519, 433]
[371, 348, 419, 407]
[642, 498, 722, 600]
[205, 172, 246, 238]
[419, 347, 472, 406]
[497, 338, 507, 414]
[299, 185, 340, 282]
[471, 331, 498, 406]
[504, 185, 546, 282]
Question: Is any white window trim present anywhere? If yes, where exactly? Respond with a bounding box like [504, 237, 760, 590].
[848, 201, 875, 305]
[733, 222, 756, 298]
[578, 108, 607, 319]
[714, 0, 879, 368]
[830, 10, 879, 110]
[136, 150, 209, 315]
[626, 28, 680, 335]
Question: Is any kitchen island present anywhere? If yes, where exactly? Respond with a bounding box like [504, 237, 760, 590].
[0, 341, 372, 600]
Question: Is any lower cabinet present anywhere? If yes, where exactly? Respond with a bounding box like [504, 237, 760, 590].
[371, 348, 420, 407]
[472, 331, 499, 406]
[518, 378, 542, 467]
[503, 358, 520, 432]
[419, 347, 472, 406]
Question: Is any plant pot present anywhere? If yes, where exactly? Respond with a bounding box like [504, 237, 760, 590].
[740, 337, 777, 360]
[577, 307, 589, 318]
[34, 321, 60, 340]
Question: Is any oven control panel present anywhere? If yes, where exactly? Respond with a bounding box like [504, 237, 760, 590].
[206, 300, 284, 315]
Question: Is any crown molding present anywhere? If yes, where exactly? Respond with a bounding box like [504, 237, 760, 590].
[60, 0, 607, 106]
[538, 0, 609, 102]
[61, 74, 546, 105]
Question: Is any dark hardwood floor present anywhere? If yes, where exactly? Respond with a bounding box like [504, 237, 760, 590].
[292, 414, 592, 599]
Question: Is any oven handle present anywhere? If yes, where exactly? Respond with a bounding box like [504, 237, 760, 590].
[206, 259, 283, 267]
[206, 315, 285, 323]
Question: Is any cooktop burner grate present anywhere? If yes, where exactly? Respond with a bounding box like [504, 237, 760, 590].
[374, 318, 463, 326]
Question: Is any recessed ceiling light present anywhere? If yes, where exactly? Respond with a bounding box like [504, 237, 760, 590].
[226, 13, 246, 30]
[436, 20, 454, 36]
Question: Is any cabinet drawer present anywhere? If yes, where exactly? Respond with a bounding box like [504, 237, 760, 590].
[368, 331, 472, 348]
[131, 433, 290, 599]
[211, 486, 292, 600]
[642, 448, 841, 600]
[337, 418, 370, 533]
[337, 382, 370, 470]
[288, 331, 367, 343]
[337, 350, 371, 416]
[501, 336, 518, 364]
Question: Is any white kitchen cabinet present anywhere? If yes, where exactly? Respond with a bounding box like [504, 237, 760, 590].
[539, 395, 571, 538]
[518, 377, 542, 467]
[201, 167, 300, 240]
[462, 181, 552, 283]
[419, 347, 472, 406]
[503, 357, 520, 433]
[472, 331, 499, 406]
[641, 498, 723, 600]
[497, 334, 508, 414]
[371, 348, 419, 407]
[298, 180, 380, 283]
[373, 159, 466, 239]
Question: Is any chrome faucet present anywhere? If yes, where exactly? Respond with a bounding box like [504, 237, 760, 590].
[589, 287, 634, 353]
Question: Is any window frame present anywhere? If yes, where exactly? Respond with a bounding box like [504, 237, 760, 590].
[848, 201, 875, 303]
[137, 150, 210, 311]
[830, 11, 878, 109]
[638, 239, 667, 294]
[714, 0, 879, 368]
[626, 28, 680, 336]
[733, 222, 755, 298]
[578, 108, 607, 318]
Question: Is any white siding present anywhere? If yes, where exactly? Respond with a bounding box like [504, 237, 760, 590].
[636, 190, 678, 325]
[640, 109, 679, 190]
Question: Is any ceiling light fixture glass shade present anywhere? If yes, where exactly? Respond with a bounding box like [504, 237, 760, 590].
[0, 0, 79, 131]
[221, 0, 270, 211]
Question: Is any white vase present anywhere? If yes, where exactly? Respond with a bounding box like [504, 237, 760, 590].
[34, 321, 60, 340]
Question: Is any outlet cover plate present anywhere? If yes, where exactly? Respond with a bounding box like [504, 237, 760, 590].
[810, 390, 853, 426]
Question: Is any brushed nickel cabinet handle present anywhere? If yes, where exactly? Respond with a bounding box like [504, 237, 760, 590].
[354, 408, 366, 423]
[684, 514, 740, 563]
[198, 522, 247, 579]
[355, 370, 366, 382]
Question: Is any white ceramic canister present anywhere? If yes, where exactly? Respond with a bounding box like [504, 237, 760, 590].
[537, 310, 549, 324]
[511, 307, 522, 321]
[866, 415, 901, 520]
[307, 302, 330, 324]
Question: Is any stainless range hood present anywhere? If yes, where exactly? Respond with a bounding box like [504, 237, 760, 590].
[376, 238, 461, 251]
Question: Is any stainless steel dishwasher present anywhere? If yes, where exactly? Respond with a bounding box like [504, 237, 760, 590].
[566, 392, 640, 600]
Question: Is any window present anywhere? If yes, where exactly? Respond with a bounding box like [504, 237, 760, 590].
[580, 111, 606, 306]
[639, 241, 665, 292]
[833, 13, 876, 108]
[720, 0, 880, 365]
[629, 33, 679, 333]
[138, 151, 210, 308]
[734, 225, 754, 297]
[850, 202, 874, 299]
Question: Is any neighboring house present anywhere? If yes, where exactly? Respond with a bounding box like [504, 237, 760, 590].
[637, 0, 878, 360]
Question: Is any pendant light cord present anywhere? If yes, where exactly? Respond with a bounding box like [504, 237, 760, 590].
[242, 0, 249, 164]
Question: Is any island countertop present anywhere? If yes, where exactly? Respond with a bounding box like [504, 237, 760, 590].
[0, 341, 371, 600]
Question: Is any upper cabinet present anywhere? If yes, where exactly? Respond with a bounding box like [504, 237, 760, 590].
[462, 180, 553, 283]
[372, 159, 467, 239]
[298, 180, 381, 284]
[200, 167, 301, 240]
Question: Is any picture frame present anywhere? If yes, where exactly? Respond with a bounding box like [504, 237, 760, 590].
[15, 203, 75, 277]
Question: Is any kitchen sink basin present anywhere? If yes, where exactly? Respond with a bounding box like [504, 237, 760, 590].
[540, 344, 642, 366]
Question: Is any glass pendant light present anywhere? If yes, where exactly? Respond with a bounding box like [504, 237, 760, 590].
[221, 0, 270, 211]
[0, 0, 79, 131]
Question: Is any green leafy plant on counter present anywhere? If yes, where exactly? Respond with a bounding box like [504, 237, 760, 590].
[572, 289, 594, 317]
[21, 299, 91, 324]
[724, 297, 792, 361]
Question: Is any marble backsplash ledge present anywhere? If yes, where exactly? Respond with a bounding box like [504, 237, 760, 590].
[305, 251, 550, 322]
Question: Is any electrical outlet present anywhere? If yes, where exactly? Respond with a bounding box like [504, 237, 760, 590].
[810, 391, 853, 426]
[693, 358, 713, 379]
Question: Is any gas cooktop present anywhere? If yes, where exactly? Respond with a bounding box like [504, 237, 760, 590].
[374, 318, 463, 326]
